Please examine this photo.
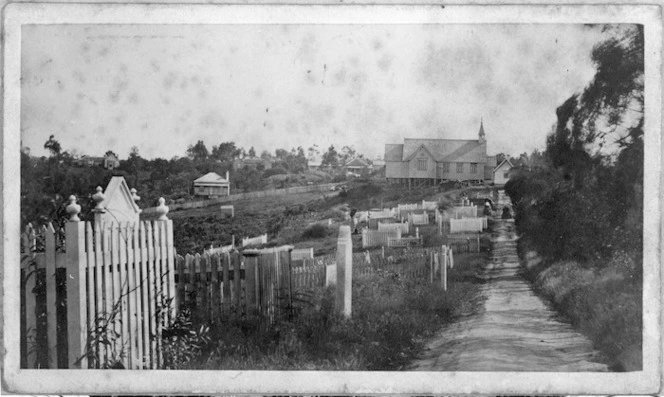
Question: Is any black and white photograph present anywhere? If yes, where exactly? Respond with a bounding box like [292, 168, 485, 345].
[2, 2, 662, 395]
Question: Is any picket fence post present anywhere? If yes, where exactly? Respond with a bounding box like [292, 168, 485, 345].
[65, 196, 87, 368]
[336, 225, 352, 318]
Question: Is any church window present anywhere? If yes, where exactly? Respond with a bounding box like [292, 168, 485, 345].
[443, 162, 450, 173]
[457, 163, 464, 173]
[417, 159, 427, 171]
[470, 163, 477, 173]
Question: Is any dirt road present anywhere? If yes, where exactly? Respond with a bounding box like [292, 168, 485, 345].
[409, 218, 609, 371]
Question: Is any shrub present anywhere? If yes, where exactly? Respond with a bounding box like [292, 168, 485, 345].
[302, 224, 327, 239]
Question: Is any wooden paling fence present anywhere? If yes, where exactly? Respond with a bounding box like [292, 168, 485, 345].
[175, 248, 293, 324]
[293, 248, 435, 290]
[362, 228, 401, 248]
[446, 233, 481, 253]
[388, 236, 423, 248]
[368, 217, 396, 230]
[20, 219, 175, 370]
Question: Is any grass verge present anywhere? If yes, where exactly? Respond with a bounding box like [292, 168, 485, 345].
[518, 240, 642, 371]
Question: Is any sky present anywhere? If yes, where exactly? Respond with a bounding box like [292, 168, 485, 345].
[21, 23, 610, 160]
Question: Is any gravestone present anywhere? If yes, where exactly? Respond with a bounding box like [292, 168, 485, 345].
[93, 176, 141, 225]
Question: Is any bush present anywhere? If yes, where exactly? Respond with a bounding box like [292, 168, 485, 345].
[302, 224, 327, 239]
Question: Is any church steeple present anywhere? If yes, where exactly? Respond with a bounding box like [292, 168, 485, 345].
[478, 118, 486, 143]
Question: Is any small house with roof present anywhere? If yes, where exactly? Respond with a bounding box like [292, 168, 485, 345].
[492, 158, 513, 185]
[343, 157, 370, 176]
[384, 121, 493, 186]
[75, 153, 120, 170]
[194, 171, 231, 197]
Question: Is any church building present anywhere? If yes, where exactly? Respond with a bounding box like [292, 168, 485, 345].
[384, 121, 495, 186]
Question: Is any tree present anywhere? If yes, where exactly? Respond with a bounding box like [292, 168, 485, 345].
[211, 142, 241, 162]
[307, 144, 320, 161]
[248, 146, 256, 158]
[340, 145, 356, 165]
[186, 140, 209, 161]
[320, 145, 339, 168]
[44, 135, 61, 157]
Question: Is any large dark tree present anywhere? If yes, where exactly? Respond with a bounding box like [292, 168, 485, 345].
[186, 140, 209, 161]
[211, 142, 242, 162]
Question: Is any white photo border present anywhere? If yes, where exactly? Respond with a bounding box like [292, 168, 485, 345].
[2, 2, 661, 395]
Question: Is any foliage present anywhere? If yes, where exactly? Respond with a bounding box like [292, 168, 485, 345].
[320, 145, 339, 168]
[506, 25, 643, 265]
[302, 224, 328, 239]
[43, 135, 61, 157]
[211, 141, 242, 162]
[186, 140, 209, 161]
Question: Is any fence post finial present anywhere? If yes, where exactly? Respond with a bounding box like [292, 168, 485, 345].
[92, 186, 105, 212]
[130, 187, 141, 202]
[156, 197, 169, 220]
[66, 195, 81, 221]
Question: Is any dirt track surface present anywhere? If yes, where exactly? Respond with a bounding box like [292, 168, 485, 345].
[409, 218, 609, 371]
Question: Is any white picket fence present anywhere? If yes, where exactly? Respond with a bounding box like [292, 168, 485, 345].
[421, 200, 439, 210]
[241, 234, 268, 247]
[369, 209, 394, 219]
[354, 211, 369, 223]
[450, 217, 487, 233]
[377, 221, 410, 235]
[450, 205, 478, 219]
[408, 212, 429, 226]
[291, 248, 314, 261]
[361, 228, 401, 248]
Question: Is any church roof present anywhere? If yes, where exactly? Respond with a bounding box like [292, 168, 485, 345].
[384, 144, 404, 161]
[479, 120, 485, 137]
[402, 138, 487, 162]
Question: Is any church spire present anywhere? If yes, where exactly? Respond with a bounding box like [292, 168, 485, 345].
[478, 118, 486, 143]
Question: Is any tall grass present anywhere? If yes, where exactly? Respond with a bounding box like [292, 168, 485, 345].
[168, 252, 486, 370]
[519, 242, 642, 371]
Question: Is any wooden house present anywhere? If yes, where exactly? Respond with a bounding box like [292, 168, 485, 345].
[493, 158, 513, 185]
[384, 121, 493, 186]
[193, 171, 231, 197]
